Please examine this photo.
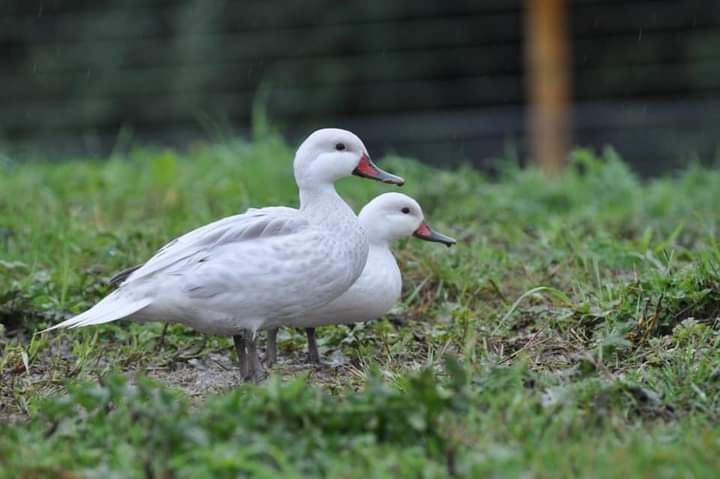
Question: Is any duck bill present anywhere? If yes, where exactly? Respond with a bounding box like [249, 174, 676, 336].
[413, 222, 456, 247]
[353, 153, 405, 186]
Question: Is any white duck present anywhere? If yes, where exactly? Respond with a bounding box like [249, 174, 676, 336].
[45, 129, 404, 380]
[265, 192, 455, 366]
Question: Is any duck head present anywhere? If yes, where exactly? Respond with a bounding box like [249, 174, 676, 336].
[358, 192, 456, 247]
[294, 129, 404, 189]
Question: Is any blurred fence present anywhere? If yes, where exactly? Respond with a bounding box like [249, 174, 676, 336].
[2, 0, 720, 173]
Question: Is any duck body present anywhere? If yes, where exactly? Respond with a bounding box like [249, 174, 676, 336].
[289, 241, 401, 329]
[122, 199, 368, 335]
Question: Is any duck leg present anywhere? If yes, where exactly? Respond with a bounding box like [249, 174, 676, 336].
[246, 331, 266, 382]
[306, 328, 321, 364]
[155, 323, 169, 351]
[266, 328, 278, 367]
[233, 333, 248, 378]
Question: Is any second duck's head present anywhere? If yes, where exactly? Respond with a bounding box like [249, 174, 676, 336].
[294, 129, 405, 189]
[358, 192, 456, 247]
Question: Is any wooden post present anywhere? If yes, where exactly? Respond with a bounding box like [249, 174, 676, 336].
[525, 0, 571, 172]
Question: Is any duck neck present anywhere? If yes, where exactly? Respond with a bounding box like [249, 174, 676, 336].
[367, 240, 397, 272]
[299, 184, 354, 224]
[368, 237, 392, 250]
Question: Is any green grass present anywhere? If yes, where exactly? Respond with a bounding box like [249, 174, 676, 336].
[1, 134, 720, 477]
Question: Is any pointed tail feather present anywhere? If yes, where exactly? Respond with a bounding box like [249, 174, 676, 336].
[42, 292, 151, 333]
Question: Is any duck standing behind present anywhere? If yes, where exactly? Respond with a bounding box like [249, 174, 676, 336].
[266, 192, 455, 365]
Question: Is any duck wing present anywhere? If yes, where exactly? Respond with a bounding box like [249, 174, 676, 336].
[109, 207, 299, 286]
[122, 206, 305, 285]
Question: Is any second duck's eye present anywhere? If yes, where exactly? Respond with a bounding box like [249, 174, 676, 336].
[401, 207, 410, 214]
[335, 143, 346, 151]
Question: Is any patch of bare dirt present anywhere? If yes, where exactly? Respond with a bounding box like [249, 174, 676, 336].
[141, 353, 244, 397]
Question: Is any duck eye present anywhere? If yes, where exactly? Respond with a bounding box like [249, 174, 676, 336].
[335, 143, 346, 151]
[401, 207, 410, 214]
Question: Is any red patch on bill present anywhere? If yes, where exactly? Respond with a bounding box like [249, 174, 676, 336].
[355, 154, 376, 177]
[414, 222, 432, 238]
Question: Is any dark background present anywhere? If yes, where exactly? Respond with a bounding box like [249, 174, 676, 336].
[2, 0, 720, 173]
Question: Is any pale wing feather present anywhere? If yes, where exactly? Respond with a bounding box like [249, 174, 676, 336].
[123, 207, 305, 284]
